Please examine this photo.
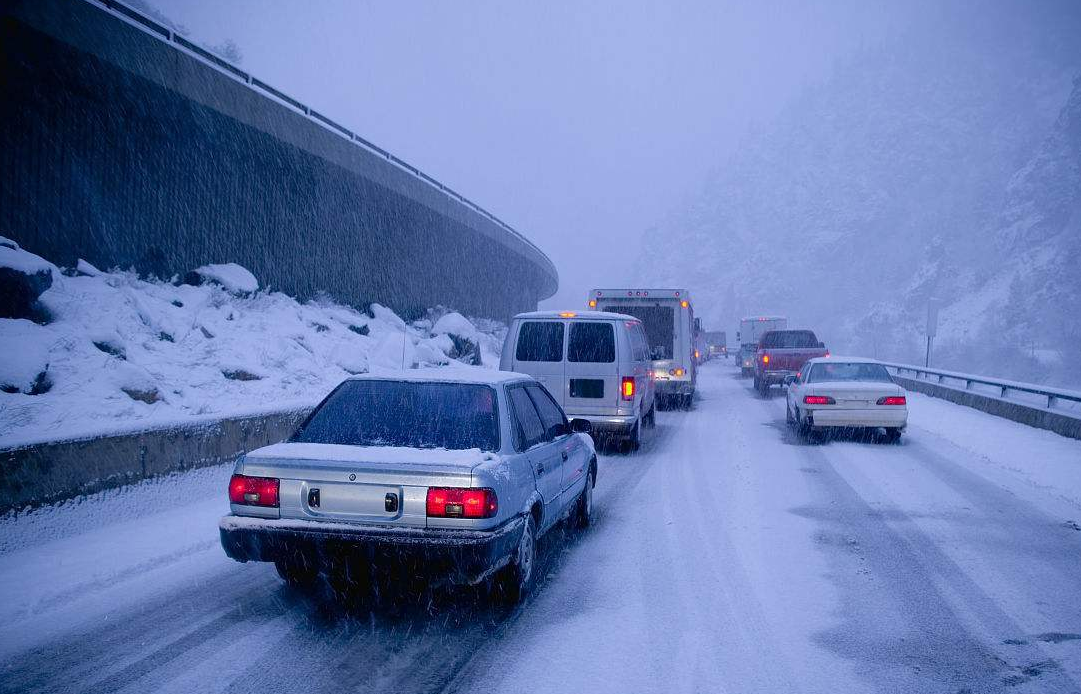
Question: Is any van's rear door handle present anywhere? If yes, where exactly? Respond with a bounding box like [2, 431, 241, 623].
[536, 462, 544, 474]
[561, 451, 568, 461]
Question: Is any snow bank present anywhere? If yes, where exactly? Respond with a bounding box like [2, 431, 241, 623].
[0, 237, 56, 277]
[0, 263, 505, 448]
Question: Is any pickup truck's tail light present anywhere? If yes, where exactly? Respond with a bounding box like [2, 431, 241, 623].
[669, 367, 685, 376]
[588, 299, 597, 308]
[803, 395, 835, 405]
[229, 474, 279, 507]
[621, 376, 636, 400]
[877, 395, 907, 406]
[426, 487, 498, 518]
[761, 354, 770, 364]
[824, 351, 831, 358]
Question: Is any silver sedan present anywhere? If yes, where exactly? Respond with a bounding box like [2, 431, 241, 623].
[220, 369, 597, 603]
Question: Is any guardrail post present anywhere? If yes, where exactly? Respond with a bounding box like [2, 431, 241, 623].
[1048, 394, 1058, 409]
[965, 379, 972, 390]
[937, 374, 944, 383]
[1000, 385, 1008, 398]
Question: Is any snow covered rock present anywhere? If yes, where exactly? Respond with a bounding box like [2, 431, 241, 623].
[0, 238, 57, 319]
[432, 311, 483, 365]
[184, 263, 258, 295]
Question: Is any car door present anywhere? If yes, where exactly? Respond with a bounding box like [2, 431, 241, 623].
[526, 383, 588, 500]
[511, 320, 566, 407]
[564, 320, 618, 416]
[506, 384, 562, 519]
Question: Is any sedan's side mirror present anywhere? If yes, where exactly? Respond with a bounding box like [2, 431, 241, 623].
[783, 374, 798, 385]
[548, 422, 568, 439]
[569, 418, 592, 434]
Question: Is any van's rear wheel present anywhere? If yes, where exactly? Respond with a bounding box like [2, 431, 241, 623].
[627, 417, 641, 451]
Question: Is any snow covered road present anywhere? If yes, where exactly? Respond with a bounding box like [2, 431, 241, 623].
[2, 363, 1080, 693]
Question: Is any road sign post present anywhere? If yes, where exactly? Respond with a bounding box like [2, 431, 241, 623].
[926, 300, 939, 367]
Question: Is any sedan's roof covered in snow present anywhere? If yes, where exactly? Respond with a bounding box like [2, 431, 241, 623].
[350, 366, 531, 386]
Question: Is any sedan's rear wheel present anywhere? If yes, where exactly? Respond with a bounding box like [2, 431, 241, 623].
[785, 402, 795, 425]
[881, 427, 902, 444]
[575, 466, 595, 528]
[275, 558, 319, 589]
[495, 515, 537, 604]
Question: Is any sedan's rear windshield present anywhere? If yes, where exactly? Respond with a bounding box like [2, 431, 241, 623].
[806, 363, 893, 383]
[292, 380, 499, 451]
[760, 330, 819, 348]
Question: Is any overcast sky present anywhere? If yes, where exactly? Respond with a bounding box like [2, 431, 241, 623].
[151, 0, 919, 308]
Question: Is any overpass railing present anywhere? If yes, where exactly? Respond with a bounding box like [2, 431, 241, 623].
[84, 0, 558, 283]
[880, 362, 1081, 414]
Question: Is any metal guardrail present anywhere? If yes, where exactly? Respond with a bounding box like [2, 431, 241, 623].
[881, 362, 1081, 412]
[85, 0, 558, 282]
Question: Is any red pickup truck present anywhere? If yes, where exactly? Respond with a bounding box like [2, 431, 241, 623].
[753, 330, 828, 395]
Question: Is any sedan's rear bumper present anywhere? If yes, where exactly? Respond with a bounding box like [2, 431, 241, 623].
[807, 408, 907, 429]
[220, 514, 524, 585]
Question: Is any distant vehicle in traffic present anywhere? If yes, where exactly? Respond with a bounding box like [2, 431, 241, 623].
[501, 310, 656, 450]
[589, 289, 697, 409]
[753, 329, 828, 395]
[705, 330, 727, 358]
[738, 316, 787, 377]
[220, 370, 597, 603]
[694, 318, 709, 365]
[785, 357, 907, 442]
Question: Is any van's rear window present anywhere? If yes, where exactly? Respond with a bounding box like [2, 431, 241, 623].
[292, 380, 499, 451]
[604, 305, 673, 360]
[568, 322, 615, 363]
[516, 321, 564, 362]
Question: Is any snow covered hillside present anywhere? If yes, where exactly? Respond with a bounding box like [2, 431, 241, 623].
[0, 243, 505, 449]
[634, 2, 1081, 386]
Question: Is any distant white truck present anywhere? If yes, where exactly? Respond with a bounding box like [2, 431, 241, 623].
[589, 289, 697, 409]
[738, 316, 787, 377]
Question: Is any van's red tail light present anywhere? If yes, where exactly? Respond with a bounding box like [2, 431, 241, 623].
[803, 395, 835, 405]
[229, 474, 279, 507]
[877, 396, 907, 406]
[426, 487, 498, 518]
[621, 376, 636, 400]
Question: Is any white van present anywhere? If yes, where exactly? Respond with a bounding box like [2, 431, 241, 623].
[500, 311, 656, 449]
[588, 289, 697, 408]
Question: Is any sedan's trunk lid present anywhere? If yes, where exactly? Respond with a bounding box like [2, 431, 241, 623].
[809, 381, 903, 408]
[238, 442, 499, 528]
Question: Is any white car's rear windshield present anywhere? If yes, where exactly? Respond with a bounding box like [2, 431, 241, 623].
[806, 363, 893, 383]
[292, 380, 499, 451]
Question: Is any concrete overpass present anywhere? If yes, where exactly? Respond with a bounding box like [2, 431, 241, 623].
[0, 0, 558, 319]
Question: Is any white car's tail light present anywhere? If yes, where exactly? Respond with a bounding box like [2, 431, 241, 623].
[803, 395, 835, 405]
[229, 474, 279, 507]
[877, 396, 907, 406]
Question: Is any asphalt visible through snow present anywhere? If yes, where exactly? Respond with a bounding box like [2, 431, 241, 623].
[2, 363, 1080, 694]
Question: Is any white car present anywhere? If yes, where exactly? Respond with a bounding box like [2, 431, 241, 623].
[785, 357, 907, 442]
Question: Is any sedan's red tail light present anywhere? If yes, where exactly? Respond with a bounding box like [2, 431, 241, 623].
[877, 396, 907, 406]
[803, 395, 835, 405]
[621, 376, 636, 400]
[229, 474, 279, 507]
[426, 487, 498, 518]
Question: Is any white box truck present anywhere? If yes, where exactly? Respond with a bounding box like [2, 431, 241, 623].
[589, 289, 697, 409]
[738, 316, 787, 377]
